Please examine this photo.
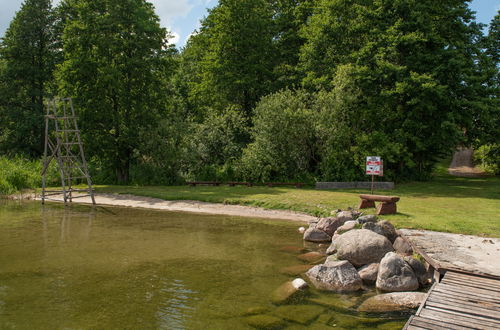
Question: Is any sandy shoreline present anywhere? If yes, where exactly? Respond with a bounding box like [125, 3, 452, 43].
[27, 192, 315, 222]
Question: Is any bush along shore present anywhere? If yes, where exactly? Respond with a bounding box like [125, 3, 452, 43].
[246, 210, 433, 328]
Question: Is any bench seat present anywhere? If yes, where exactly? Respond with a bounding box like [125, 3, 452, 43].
[359, 194, 400, 215]
[187, 181, 221, 186]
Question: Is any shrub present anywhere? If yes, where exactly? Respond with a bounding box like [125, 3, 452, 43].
[0, 157, 58, 195]
[474, 144, 500, 175]
[183, 107, 250, 181]
[239, 89, 318, 182]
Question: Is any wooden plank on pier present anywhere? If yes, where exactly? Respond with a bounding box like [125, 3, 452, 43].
[404, 271, 500, 330]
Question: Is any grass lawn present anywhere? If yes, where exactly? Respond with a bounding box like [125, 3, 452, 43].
[95, 174, 500, 237]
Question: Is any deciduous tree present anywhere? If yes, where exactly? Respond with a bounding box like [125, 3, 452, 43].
[57, 0, 175, 183]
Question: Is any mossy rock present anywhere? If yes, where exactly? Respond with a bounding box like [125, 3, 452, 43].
[271, 281, 308, 305]
[307, 295, 357, 311]
[243, 306, 272, 316]
[315, 313, 333, 324]
[329, 313, 382, 328]
[273, 305, 324, 325]
[244, 314, 287, 329]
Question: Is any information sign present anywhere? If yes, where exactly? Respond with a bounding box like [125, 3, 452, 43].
[366, 156, 381, 166]
[366, 156, 382, 175]
[366, 156, 383, 194]
[366, 165, 381, 175]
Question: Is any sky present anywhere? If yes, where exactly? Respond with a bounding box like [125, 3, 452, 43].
[0, 0, 498, 49]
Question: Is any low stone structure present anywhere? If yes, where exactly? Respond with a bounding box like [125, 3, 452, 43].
[299, 209, 433, 317]
[316, 182, 395, 190]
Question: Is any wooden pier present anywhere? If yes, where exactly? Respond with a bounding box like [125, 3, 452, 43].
[404, 270, 500, 329]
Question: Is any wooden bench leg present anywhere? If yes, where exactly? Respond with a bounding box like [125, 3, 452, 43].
[376, 202, 397, 215]
[359, 199, 375, 209]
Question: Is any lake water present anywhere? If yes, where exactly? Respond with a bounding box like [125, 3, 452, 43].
[0, 200, 407, 329]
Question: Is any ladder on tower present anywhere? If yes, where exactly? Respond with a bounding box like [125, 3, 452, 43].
[41, 98, 96, 205]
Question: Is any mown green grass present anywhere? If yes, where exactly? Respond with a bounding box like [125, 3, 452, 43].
[95, 174, 500, 237]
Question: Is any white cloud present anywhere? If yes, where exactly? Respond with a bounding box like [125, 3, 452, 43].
[149, 0, 193, 24]
[168, 30, 180, 45]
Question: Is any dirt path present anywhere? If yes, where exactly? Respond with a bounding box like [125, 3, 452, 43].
[448, 148, 486, 177]
[37, 193, 315, 223]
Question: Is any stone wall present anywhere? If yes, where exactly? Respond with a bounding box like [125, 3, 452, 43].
[315, 182, 395, 190]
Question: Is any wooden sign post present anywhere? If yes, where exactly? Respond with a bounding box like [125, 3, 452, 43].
[366, 156, 383, 194]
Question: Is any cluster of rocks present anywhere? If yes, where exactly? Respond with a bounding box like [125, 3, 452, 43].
[243, 210, 432, 328]
[302, 209, 432, 311]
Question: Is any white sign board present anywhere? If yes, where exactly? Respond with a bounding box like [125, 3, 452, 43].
[366, 156, 382, 175]
[366, 156, 381, 166]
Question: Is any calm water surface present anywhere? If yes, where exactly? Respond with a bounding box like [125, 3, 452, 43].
[0, 200, 407, 329]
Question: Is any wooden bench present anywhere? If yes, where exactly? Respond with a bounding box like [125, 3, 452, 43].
[187, 181, 221, 187]
[359, 194, 400, 215]
[266, 182, 305, 188]
[227, 182, 253, 187]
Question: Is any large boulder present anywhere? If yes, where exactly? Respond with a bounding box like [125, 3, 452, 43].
[376, 252, 419, 292]
[362, 220, 398, 243]
[357, 263, 379, 284]
[334, 229, 394, 266]
[305, 260, 362, 292]
[393, 237, 413, 256]
[404, 256, 432, 287]
[303, 227, 331, 243]
[316, 217, 346, 236]
[358, 292, 427, 312]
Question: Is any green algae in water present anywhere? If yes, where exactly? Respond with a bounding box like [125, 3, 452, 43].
[0, 200, 407, 329]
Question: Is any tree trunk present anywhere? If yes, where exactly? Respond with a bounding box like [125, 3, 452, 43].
[116, 155, 130, 184]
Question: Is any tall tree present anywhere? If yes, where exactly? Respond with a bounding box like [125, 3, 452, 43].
[57, 0, 175, 183]
[475, 11, 500, 145]
[270, 0, 316, 89]
[189, 0, 276, 116]
[299, 0, 485, 180]
[0, 0, 58, 157]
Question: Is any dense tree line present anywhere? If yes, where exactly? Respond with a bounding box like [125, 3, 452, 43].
[0, 0, 498, 183]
